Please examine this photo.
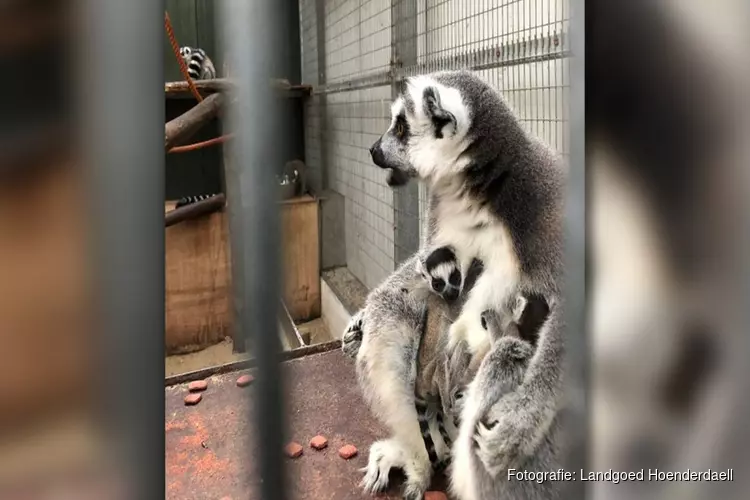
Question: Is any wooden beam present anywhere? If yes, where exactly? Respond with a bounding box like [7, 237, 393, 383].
[165, 194, 226, 227]
[164, 92, 225, 151]
[164, 78, 312, 100]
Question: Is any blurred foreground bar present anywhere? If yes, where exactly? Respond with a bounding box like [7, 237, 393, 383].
[0, 1, 103, 497]
[220, 0, 288, 499]
[589, 1, 750, 500]
[80, 0, 166, 498]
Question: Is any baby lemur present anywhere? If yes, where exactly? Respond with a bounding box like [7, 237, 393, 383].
[450, 296, 558, 500]
[413, 247, 546, 481]
[412, 254, 486, 471]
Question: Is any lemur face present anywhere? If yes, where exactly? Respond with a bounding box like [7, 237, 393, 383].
[369, 72, 474, 187]
[179, 46, 192, 58]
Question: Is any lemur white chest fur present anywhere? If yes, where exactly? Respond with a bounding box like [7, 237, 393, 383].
[430, 182, 521, 354]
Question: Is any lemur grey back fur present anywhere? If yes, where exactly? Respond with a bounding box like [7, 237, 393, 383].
[343, 70, 566, 500]
[179, 46, 217, 80]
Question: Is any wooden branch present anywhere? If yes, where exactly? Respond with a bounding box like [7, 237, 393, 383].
[165, 194, 226, 228]
[164, 78, 312, 100]
[164, 92, 225, 151]
[164, 79, 233, 97]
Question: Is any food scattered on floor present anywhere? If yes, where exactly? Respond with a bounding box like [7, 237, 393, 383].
[236, 374, 254, 387]
[184, 393, 202, 406]
[284, 442, 304, 458]
[338, 444, 358, 459]
[310, 435, 328, 450]
[424, 492, 448, 500]
[188, 380, 208, 392]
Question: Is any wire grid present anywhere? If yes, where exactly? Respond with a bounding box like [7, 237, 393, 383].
[300, 0, 570, 290]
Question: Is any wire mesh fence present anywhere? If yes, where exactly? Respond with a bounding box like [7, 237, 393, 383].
[300, 0, 570, 289]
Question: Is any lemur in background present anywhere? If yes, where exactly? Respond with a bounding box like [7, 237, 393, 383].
[344, 70, 566, 499]
[179, 46, 217, 81]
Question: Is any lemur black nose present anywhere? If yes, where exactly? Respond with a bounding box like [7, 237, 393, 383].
[369, 138, 381, 158]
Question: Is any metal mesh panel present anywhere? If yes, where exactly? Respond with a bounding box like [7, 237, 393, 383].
[300, 0, 570, 288]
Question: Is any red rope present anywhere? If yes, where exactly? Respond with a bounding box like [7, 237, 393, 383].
[168, 134, 235, 153]
[164, 12, 203, 102]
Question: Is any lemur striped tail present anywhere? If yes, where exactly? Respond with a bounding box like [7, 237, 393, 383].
[416, 398, 453, 471]
[416, 399, 439, 466]
[180, 46, 217, 81]
[175, 193, 220, 209]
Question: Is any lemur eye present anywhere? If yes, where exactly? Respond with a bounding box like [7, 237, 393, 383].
[395, 121, 405, 137]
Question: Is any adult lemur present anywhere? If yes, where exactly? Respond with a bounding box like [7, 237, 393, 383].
[344, 70, 565, 499]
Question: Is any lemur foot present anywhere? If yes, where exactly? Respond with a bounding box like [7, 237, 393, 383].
[401, 460, 431, 500]
[342, 310, 364, 359]
[420, 245, 462, 303]
[360, 439, 401, 494]
[473, 394, 535, 476]
[402, 480, 429, 500]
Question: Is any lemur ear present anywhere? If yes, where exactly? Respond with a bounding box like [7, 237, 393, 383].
[512, 295, 528, 323]
[423, 86, 456, 138]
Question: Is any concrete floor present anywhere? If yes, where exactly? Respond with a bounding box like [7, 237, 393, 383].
[321, 267, 368, 315]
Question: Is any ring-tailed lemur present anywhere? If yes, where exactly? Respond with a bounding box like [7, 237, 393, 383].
[412, 252, 486, 473]
[370, 68, 565, 461]
[174, 193, 221, 209]
[179, 46, 217, 80]
[372, 72, 564, 361]
[346, 246, 481, 498]
[450, 297, 558, 500]
[345, 70, 565, 498]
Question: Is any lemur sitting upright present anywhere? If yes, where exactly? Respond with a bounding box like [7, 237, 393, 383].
[344, 70, 565, 500]
[179, 46, 217, 81]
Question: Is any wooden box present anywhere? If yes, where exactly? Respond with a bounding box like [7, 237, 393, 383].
[165, 201, 231, 354]
[164, 194, 320, 354]
[279, 195, 320, 322]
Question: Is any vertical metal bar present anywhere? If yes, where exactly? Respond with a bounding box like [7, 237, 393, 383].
[392, 0, 420, 265]
[315, 0, 331, 191]
[81, 0, 165, 497]
[561, 0, 586, 498]
[220, 0, 287, 499]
